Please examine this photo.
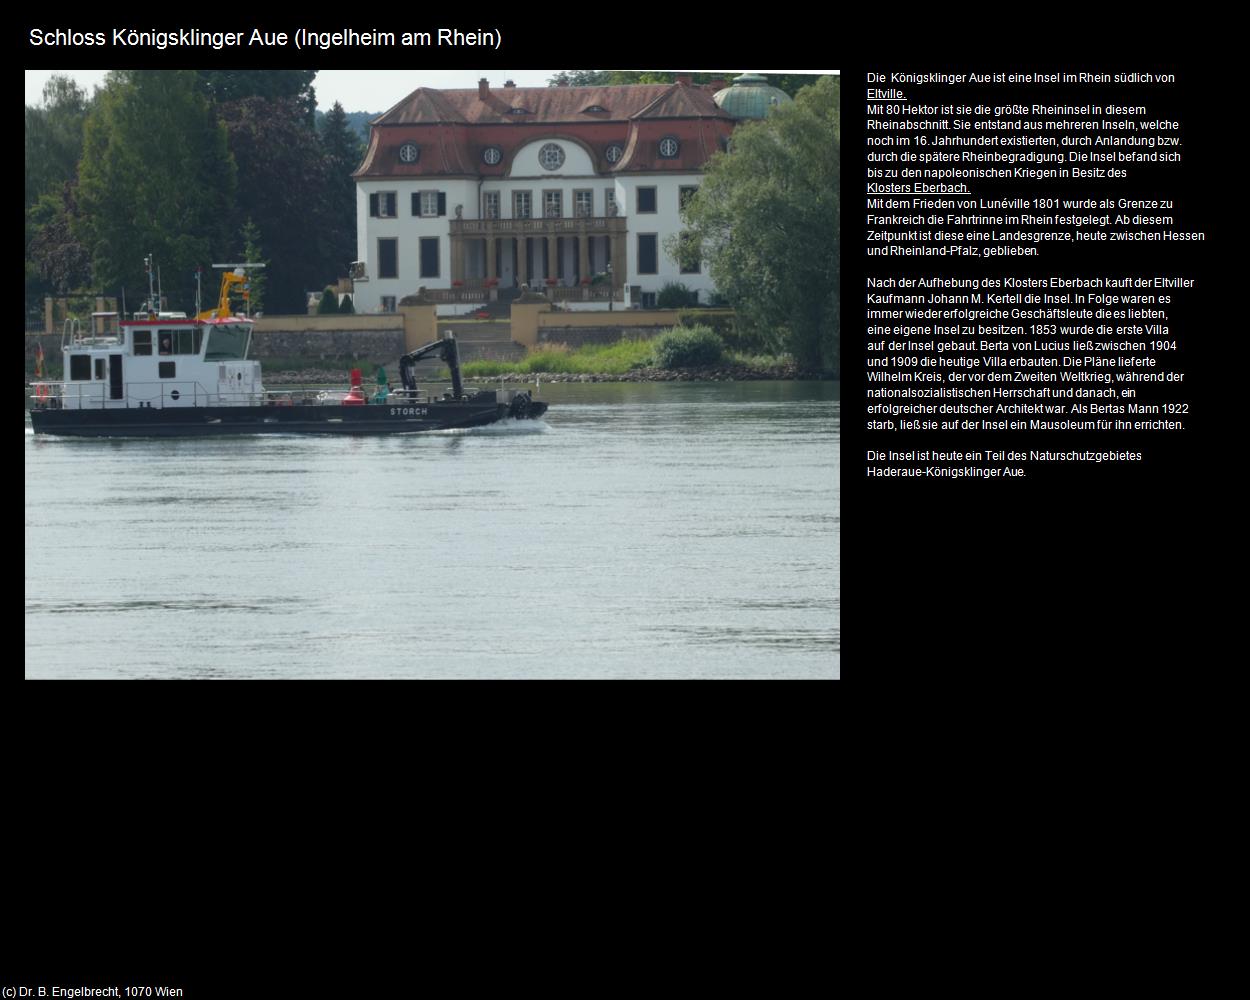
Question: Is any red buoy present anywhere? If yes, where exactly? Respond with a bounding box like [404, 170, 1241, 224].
[343, 367, 365, 405]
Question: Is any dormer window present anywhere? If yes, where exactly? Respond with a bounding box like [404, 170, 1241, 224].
[583, 105, 608, 113]
[507, 107, 530, 115]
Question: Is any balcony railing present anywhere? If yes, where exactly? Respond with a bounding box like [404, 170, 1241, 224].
[451, 217, 627, 237]
[549, 285, 621, 302]
[423, 286, 490, 303]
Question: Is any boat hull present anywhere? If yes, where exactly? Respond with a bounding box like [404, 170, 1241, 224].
[28, 399, 548, 437]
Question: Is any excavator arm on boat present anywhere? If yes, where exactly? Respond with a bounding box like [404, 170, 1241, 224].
[398, 334, 463, 399]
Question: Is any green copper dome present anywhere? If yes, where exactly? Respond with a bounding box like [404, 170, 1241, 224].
[713, 73, 793, 119]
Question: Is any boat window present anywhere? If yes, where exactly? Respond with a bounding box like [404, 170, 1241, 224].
[159, 362, 176, 379]
[205, 324, 251, 360]
[94, 358, 107, 380]
[157, 328, 202, 355]
[178, 329, 200, 355]
[133, 330, 152, 356]
[70, 355, 91, 381]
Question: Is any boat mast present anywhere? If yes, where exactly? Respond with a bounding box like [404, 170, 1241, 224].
[143, 253, 157, 317]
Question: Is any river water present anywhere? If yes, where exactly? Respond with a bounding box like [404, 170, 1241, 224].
[24, 381, 839, 679]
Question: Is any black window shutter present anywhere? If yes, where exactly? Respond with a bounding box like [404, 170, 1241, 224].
[412, 193, 420, 216]
[438, 192, 447, 216]
[369, 193, 379, 217]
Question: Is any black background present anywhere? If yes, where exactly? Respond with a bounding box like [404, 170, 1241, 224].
[19, 12, 1227, 993]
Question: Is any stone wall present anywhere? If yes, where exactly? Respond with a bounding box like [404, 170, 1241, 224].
[250, 327, 406, 366]
[511, 303, 690, 348]
[251, 314, 406, 364]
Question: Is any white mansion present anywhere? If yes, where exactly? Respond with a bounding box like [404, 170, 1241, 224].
[351, 74, 791, 312]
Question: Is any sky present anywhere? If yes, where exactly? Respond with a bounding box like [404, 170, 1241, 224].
[25, 69, 835, 112]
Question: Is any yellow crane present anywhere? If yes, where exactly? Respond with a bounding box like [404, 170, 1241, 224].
[197, 263, 266, 320]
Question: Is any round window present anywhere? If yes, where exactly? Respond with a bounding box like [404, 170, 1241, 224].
[539, 143, 565, 170]
[483, 146, 503, 166]
[658, 136, 680, 159]
[605, 144, 624, 164]
[399, 143, 420, 164]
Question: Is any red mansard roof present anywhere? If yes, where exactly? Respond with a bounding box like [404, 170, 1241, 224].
[371, 83, 732, 126]
[355, 82, 735, 179]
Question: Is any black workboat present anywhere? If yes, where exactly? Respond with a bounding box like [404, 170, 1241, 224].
[28, 271, 545, 438]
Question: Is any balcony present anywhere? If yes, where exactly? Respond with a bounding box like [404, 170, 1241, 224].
[450, 216, 627, 237]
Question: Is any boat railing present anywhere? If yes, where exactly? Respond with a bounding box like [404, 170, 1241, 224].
[28, 380, 268, 410]
[61, 317, 122, 351]
[28, 380, 462, 410]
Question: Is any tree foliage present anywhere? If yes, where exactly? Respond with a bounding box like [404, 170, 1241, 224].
[548, 71, 612, 87]
[25, 75, 91, 209]
[26, 76, 94, 318]
[28, 186, 92, 295]
[29, 69, 369, 318]
[197, 71, 318, 123]
[240, 218, 267, 314]
[216, 96, 328, 314]
[672, 75, 839, 371]
[75, 71, 237, 312]
[320, 102, 365, 280]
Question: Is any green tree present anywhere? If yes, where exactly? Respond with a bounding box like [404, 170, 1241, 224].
[318, 287, 339, 314]
[319, 102, 365, 280]
[28, 185, 92, 296]
[548, 71, 612, 87]
[216, 96, 329, 313]
[671, 75, 839, 371]
[25, 75, 94, 320]
[75, 71, 237, 312]
[240, 218, 267, 314]
[25, 75, 91, 209]
[197, 70, 318, 123]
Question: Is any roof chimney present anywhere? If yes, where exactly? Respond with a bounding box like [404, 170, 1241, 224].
[478, 78, 490, 99]
[504, 80, 516, 88]
[675, 74, 693, 86]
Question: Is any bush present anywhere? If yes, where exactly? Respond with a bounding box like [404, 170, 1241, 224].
[677, 309, 777, 354]
[317, 287, 339, 314]
[651, 325, 725, 369]
[338, 294, 355, 314]
[657, 282, 695, 309]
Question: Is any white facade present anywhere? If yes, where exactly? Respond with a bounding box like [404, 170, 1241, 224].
[354, 137, 712, 312]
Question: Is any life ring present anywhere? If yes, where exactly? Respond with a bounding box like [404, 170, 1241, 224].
[34, 384, 51, 403]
